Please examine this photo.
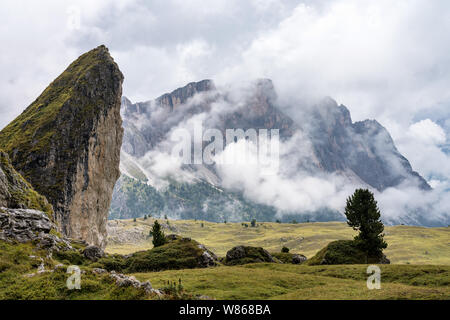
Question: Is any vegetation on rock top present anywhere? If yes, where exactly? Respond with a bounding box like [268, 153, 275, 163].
[307, 240, 385, 265]
[94, 237, 216, 273]
[0, 150, 53, 218]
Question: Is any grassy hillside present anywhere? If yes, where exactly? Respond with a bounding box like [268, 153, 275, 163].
[0, 241, 150, 300]
[133, 263, 449, 300]
[106, 218, 450, 265]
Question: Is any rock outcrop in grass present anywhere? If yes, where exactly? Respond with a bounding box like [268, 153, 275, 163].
[223, 246, 275, 265]
[0, 208, 71, 251]
[95, 237, 218, 273]
[271, 252, 307, 264]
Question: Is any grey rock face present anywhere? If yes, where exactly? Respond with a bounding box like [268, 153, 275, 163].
[226, 245, 246, 260]
[120, 79, 429, 192]
[109, 270, 160, 296]
[82, 245, 105, 261]
[0, 207, 71, 250]
[0, 46, 124, 248]
[0, 208, 53, 240]
[292, 254, 307, 264]
[115, 78, 432, 224]
[308, 98, 431, 191]
[197, 244, 219, 267]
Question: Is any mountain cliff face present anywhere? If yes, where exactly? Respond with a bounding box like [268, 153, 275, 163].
[0, 45, 124, 248]
[113, 79, 431, 224]
[307, 98, 430, 190]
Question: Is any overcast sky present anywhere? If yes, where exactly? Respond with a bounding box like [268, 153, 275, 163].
[0, 0, 449, 185]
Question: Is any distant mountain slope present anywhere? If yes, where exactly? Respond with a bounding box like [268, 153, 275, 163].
[111, 79, 431, 224]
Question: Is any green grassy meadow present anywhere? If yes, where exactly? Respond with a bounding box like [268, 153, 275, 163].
[106, 218, 450, 265]
[103, 218, 450, 300]
[133, 263, 449, 300]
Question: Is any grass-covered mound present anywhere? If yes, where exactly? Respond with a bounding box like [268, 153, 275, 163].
[95, 237, 218, 273]
[307, 240, 389, 265]
[223, 246, 275, 266]
[0, 241, 149, 300]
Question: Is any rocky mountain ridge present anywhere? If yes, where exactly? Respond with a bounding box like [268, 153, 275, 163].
[113, 79, 432, 224]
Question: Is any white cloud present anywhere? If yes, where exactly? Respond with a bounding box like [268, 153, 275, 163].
[0, 0, 449, 225]
[407, 119, 446, 145]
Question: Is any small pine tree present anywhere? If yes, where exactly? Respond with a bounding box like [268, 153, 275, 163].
[251, 219, 256, 227]
[281, 246, 290, 253]
[164, 214, 168, 220]
[133, 218, 136, 222]
[344, 189, 387, 258]
[201, 223, 204, 228]
[152, 220, 166, 247]
[144, 215, 147, 220]
[276, 219, 281, 224]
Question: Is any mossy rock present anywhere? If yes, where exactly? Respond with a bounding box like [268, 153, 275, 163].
[0, 150, 53, 219]
[307, 240, 389, 265]
[96, 238, 218, 273]
[224, 246, 275, 266]
[53, 249, 87, 266]
[126, 238, 216, 272]
[271, 252, 307, 264]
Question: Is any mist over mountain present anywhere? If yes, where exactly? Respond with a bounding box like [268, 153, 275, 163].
[110, 79, 447, 226]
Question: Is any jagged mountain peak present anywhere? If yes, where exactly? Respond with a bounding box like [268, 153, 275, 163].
[0, 45, 124, 247]
[114, 78, 433, 225]
[156, 79, 215, 112]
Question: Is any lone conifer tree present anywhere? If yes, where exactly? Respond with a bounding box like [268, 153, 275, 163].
[344, 189, 387, 258]
[152, 220, 166, 247]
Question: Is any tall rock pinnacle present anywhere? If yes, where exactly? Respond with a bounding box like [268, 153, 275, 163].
[0, 45, 124, 247]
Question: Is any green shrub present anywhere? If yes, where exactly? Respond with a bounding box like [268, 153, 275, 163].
[345, 188, 387, 258]
[271, 252, 294, 264]
[54, 249, 85, 266]
[95, 255, 128, 272]
[152, 220, 166, 248]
